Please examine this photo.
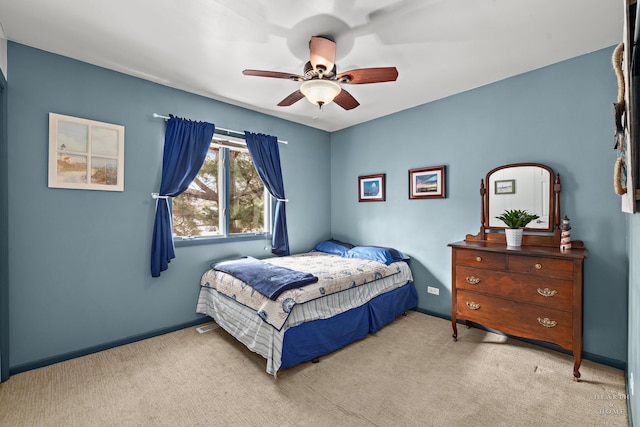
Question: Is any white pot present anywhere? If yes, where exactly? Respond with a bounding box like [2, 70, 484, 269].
[505, 228, 523, 247]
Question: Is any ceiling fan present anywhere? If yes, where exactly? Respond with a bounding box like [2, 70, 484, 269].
[242, 36, 398, 110]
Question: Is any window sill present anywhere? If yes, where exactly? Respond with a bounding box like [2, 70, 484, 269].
[174, 233, 271, 248]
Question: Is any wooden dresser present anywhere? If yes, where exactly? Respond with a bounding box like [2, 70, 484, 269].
[449, 240, 587, 379]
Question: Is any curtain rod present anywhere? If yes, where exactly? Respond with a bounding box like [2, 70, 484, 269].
[152, 113, 288, 144]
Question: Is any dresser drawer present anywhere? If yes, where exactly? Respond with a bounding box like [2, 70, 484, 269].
[507, 255, 573, 280]
[455, 291, 573, 349]
[455, 266, 573, 310]
[455, 249, 505, 269]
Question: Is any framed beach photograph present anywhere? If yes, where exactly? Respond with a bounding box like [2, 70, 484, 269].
[48, 113, 125, 191]
[409, 165, 446, 199]
[495, 179, 515, 195]
[358, 173, 385, 202]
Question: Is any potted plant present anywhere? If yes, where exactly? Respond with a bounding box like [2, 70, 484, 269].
[495, 209, 540, 247]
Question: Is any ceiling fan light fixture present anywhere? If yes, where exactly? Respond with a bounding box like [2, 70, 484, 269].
[300, 80, 341, 108]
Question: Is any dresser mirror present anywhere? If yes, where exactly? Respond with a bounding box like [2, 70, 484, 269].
[467, 162, 564, 246]
[486, 163, 554, 231]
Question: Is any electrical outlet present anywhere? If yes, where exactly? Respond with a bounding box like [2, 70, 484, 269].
[427, 286, 440, 296]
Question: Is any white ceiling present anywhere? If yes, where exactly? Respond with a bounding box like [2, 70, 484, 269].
[0, 0, 624, 132]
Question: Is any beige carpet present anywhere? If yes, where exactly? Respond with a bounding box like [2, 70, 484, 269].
[0, 312, 629, 427]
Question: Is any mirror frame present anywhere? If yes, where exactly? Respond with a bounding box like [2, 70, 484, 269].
[485, 163, 555, 232]
[466, 162, 563, 247]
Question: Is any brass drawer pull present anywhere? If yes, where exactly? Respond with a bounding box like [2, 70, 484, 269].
[466, 276, 481, 285]
[537, 288, 558, 297]
[537, 317, 557, 328]
[466, 301, 481, 310]
[534, 263, 542, 270]
[475, 256, 482, 262]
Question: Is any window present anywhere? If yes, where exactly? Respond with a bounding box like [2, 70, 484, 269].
[172, 135, 271, 242]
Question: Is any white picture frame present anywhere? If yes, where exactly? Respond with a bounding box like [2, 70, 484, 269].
[48, 113, 124, 191]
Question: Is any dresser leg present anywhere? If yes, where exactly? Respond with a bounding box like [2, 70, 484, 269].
[452, 321, 458, 342]
[573, 358, 582, 381]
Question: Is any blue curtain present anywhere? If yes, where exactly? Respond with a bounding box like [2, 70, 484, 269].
[151, 115, 215, 277]
[244, 132, 289, 256]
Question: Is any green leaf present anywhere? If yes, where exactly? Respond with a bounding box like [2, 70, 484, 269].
[495, 209, 540, 229]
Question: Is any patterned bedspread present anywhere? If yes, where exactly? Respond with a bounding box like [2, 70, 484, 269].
[200, 252, 403, 330]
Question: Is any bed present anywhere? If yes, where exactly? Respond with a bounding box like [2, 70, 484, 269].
[196, 240, 417, 377]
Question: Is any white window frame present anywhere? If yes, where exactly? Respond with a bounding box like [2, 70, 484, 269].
[173, 134, 273, 246]
[48, 113, 124, 191]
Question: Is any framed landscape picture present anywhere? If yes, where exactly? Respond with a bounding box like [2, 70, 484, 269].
[48, 113, 125, 191]
[358, 173, 385, 202]
[495, 179, 515, 195]
[409, 165, 446, 199]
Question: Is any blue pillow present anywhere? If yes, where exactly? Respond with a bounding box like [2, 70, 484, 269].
[345, 246, 409, 265]
[313, 239, 355, 256]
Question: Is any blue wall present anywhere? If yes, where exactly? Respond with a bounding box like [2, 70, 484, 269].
[0, 64, 8, 381]
[629, 214, 639, 423]
[330, 46, 629, 365]
[6, 43, 331, 369]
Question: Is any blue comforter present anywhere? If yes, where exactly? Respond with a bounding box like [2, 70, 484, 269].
[213, 256, 319, 300]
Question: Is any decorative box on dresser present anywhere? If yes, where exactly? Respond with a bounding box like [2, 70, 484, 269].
[451, 163, 587, 380]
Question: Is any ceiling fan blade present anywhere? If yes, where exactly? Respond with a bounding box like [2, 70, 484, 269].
[277, 90, 305, 107]
[243, 69, 303, 81]
[333, 89, 360, 110]
[309, 36, 336, 72]
[336, 67, 398, 84]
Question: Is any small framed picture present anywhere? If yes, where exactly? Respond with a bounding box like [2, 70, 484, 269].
[409, 166, 446, 199]
[358, 173, 385, 202]
[495, 179, 515, 195]
[48, 113, 125, 191]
